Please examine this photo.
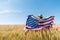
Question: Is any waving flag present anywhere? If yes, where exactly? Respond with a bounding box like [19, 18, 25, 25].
[24, 15, 54, 31]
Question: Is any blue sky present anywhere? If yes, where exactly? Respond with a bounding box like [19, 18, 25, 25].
[0, 0, 60, 24]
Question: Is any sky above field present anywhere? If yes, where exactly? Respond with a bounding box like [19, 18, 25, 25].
[0, 0, 60, 24]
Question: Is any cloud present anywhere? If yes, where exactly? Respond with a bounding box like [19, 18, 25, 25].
[0, 0, 22, 14]
[0, 10, 22, 14]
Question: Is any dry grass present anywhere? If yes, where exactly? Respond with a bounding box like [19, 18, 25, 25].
[0, 24, 60, 40]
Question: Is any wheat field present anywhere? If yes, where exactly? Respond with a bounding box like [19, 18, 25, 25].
[0, 24, 60, 40]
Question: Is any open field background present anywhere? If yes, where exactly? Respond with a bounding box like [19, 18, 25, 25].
[0, 24, 60, 40]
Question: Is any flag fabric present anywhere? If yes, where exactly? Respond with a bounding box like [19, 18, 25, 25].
[25, 15, 54, 31]
[26, 15, 38, 28]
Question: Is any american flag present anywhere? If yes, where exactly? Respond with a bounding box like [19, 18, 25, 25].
[24, 15, 54, 32]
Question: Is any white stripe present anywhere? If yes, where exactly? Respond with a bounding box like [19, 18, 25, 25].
[38, 20, 53, 25]
[45, 17, 54, 21]
[25, 24, 51, 30]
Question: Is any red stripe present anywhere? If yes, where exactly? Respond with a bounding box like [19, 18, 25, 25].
[26, 25, 51, 30]
[38, 21, 53, 25]
[26, 24, 52, 29]
[44, 16, 54, 20]
[39, 16, 54, 23]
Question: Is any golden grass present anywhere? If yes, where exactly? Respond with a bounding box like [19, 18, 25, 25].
[0, 24, 60, 40]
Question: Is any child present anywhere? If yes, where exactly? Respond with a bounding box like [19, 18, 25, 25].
[31, 14, 43, 21]
[37, 14, 43, 20]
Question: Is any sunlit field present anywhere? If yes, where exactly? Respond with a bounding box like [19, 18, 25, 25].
[0, 24, 60, 40]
